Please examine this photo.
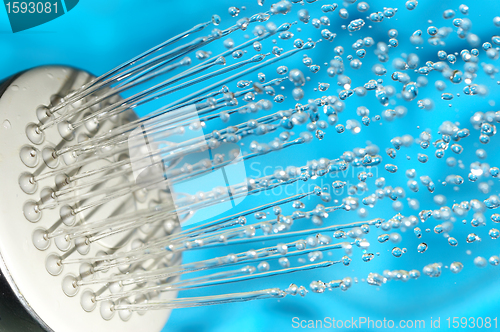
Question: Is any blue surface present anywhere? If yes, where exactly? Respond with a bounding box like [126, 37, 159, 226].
[2, 0, 500, 331]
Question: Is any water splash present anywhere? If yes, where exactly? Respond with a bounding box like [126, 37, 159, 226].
[21, 0, 500, 322]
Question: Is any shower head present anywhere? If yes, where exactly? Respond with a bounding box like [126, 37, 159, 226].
[0, 66, 176, 331]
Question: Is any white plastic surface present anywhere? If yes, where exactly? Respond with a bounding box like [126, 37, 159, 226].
[0, 66, 174, 332]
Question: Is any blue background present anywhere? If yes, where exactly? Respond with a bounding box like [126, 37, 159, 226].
[1, 0, 500, 331]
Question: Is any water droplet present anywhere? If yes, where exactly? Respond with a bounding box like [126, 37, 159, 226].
[378, 234, 390, 243]
[2, 119, 11, 130]
[489, 255, 500, 266]
[405, 0, 418, 11]
[385, 164, 398, 173]
[367, 273, 387, 286]
[392, 247, 403, 257]
[362, 253, 374, 262]
[466, 233, 479, 243]
[211, 14, 221, 25]
[228, 6, 240, 17]
[348, 19, 365, 32]
[417, 243, 428, 253]
[489, 228, 500, 239]
[450, 262, 463, 273]
[423, 263, 442, 277]
[474, 256, 487, 268]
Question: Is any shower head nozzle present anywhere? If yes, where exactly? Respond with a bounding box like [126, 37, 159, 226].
[0, 66, 177, 332]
